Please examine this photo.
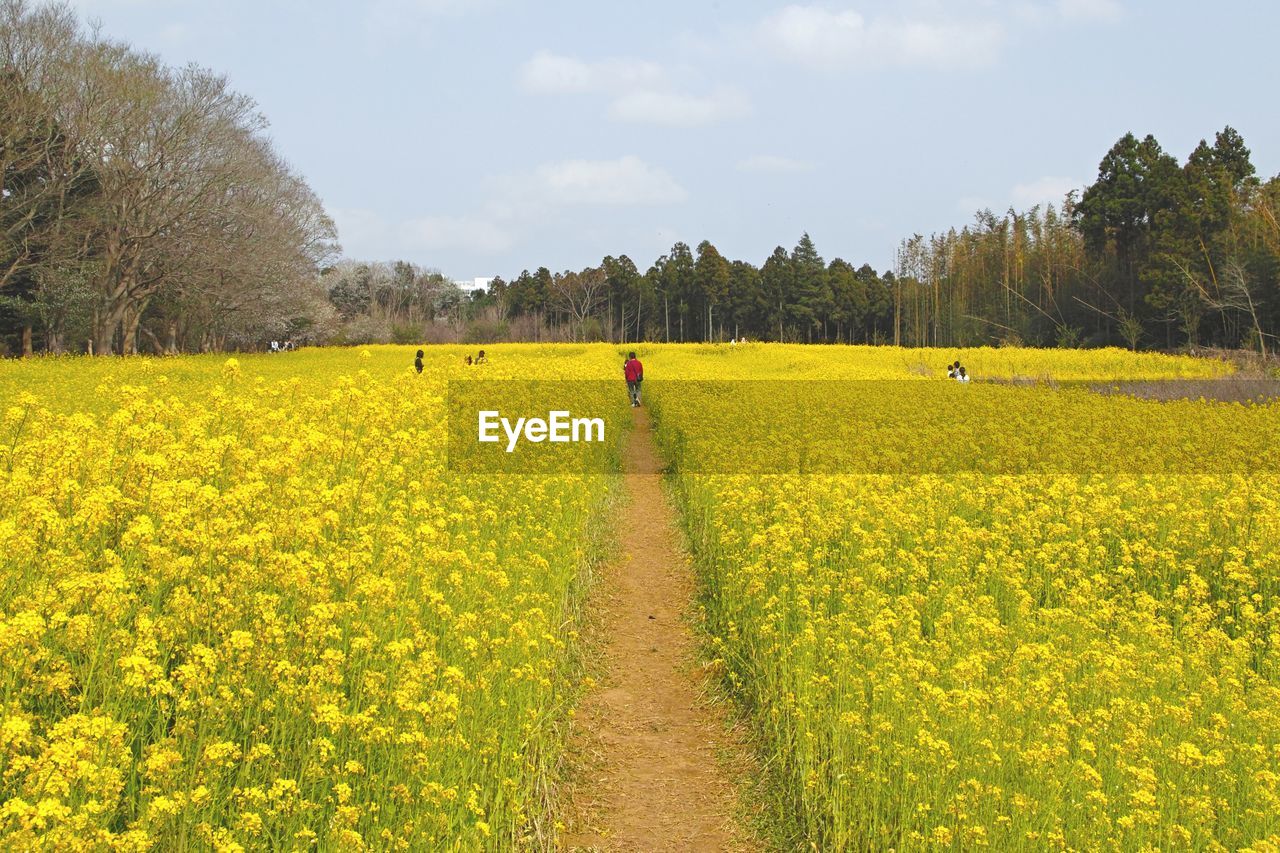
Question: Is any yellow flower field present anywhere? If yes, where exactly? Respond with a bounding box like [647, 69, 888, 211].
[639, 342, 1233, 381]
[1, 342, 1276, 850]
[642, 345, 1280, 850]
[0, 346, 628, 850]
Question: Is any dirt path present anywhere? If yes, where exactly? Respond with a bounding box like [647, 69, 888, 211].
[562, 408, 757, 852]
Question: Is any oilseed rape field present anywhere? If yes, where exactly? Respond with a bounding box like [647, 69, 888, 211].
[0, 346, 629, 849]
[642, 346, 1280, 850]
[2, 343, 1279, 850]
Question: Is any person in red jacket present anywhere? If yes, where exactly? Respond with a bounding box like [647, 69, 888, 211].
[623, 351, 643, 407]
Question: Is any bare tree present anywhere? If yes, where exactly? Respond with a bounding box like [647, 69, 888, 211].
[2, 0, 341, 354]
[1, 2, 98, 325]
[156, 136, 337, 350]
[548, 266, 607, 341]
[1214, 260, 1272, 358]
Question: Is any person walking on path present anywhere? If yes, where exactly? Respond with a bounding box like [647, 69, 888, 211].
[624, 351, 644, 407]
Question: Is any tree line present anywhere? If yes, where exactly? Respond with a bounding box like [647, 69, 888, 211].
[4, 0, 1276, 356]
[1, 0, 337, 356]
[462, 127, 1278, 353]
[460, 236, 900, 345]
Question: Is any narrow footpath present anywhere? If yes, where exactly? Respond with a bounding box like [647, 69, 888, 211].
[563, 407, 757, 852]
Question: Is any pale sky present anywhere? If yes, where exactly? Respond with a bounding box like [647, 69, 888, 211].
[63, 0, 1279, 280]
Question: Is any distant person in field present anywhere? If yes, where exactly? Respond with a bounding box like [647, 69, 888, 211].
[623, 351, 644, 407]
[958, 366, 970, 383]
[475, 350, 488, 364]
[465, 355, 473, 366]
[414, 349, 424, 374]
[947, 360, 959, 379]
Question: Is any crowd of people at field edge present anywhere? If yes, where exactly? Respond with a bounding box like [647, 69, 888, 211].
[268, 340, 296, 353]
[413, 347, 964, 395]
[411, 348, 645, 409]
[413, 349, 488, 374]
[413, 346, 957, 396]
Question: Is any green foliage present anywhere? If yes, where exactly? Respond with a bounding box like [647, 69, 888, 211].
[1117, 309, 1144, 351]
[462, 319, 509, 345]
[321, 128, 1278, 354]
[1055, 325, 1083, 349]
[391, 322, 425, 345]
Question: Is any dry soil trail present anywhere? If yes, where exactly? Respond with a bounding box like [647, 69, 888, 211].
[562, 407, 757, 852]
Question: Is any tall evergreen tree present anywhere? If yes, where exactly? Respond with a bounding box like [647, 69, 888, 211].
[760, 246, 793, 341]
[1076, 133, 1181, 321]
[789, 233, 826, 341]
[694, 240, 731, 341]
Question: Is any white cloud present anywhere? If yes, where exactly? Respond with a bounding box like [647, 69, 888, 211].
[756, 5, 1005, 70]
[327, 205, 512, 258]
[1014, 0, 1124, 25]
[158, 22, 188, 44]
[1011, 175, 1080, 207]
[60, 0, 196, 25]
[608, 88, 751, 127]
[60, 0, 154, 11]
[328, 206, 391, 257]
[351, 156, 685, 259]
[736, 154, 813, 174]
[958, 175, 1080, 214]
[1056, 0, 1123, 22]
[516, 156, 688, 207]
[957, 195, 992, 214]
[519, 50, 749, 127]
[370, 0, 490, 16]
[518, 50, 665, 94]
[332, 156, 685, 260]
[399, 215, 514, 253]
